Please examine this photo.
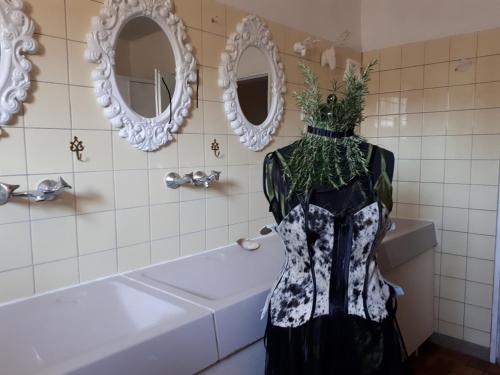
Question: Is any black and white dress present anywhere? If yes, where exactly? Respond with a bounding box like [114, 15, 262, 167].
[262, 142, 409, 375]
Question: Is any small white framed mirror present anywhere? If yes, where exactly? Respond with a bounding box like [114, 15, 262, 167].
[86, 0, 197, 151]
[0, 0, 37, 126]
[219, 15, 286, 151]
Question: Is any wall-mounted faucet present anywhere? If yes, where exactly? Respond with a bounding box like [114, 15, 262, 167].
[0, 177, 72, 205]
[165, 170, 221, 189]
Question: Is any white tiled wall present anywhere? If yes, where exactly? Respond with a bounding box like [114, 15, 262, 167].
[362, 30, 500, 348]
[0, 0, 358, 304]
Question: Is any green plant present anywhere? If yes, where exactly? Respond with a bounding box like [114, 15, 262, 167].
[284, 61, 376, 196]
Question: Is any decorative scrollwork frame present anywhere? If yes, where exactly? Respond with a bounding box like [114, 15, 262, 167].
[86, 0, 197, 151]
[0, 0, 37, 126]
[219, 15, 286, 152]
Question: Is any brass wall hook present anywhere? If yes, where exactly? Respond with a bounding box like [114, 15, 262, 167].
[70, 136, 85, 161]
[211, 139, 221, 158]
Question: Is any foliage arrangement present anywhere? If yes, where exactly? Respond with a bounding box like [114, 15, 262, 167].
[284, 61, 376, 196]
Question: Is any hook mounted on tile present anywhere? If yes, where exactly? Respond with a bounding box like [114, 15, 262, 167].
[211, 16, 219, 24]
[70, 136, 85, 161]
[211, 138, 221, 158]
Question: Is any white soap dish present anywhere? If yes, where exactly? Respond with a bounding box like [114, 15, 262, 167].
[236, 238, 260, 251]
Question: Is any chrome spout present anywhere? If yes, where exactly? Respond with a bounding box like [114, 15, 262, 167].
[165, 170, 221, 189]
[0, 177, 72, 205]
[165, 172, 194, 189]
[192, 170, 220, 188]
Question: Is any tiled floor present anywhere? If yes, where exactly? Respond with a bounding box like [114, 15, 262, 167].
[409, 341, 500, 374]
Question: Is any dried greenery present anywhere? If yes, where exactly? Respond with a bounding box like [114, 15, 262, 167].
[284, 61, 376, 197]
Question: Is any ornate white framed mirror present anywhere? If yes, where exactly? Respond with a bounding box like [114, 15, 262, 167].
[86, 0, 197, 151]
[219, 15, 286, 151]
[0, 0, 37, 126]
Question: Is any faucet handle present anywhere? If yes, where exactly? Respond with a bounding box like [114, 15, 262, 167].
[33, 177, 72, 201]
[37, 177, 71, 194]
[0, 183, 20, 205]
[210, 170, 221, 181]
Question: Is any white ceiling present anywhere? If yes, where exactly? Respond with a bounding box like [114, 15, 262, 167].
[218, 0, 362, 51]
[361, 0, 500, 51]
[218, 0, 500, 52]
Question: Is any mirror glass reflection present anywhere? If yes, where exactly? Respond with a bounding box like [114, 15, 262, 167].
[236, 46, 270, 126]
[114, 17, 175, 118]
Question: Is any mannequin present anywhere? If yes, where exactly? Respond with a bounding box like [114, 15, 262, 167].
[262, 63, 408, 375]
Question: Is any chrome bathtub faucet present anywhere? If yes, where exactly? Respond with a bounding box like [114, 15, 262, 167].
[165, 170, 221, 189]
[0, 177, 72, 205]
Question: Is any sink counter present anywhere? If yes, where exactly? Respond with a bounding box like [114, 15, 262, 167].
[127, 217, 437, 360]
[0, 277, 218, 375]
[0, 217, 436, 375]
[127, 234, 285, 359]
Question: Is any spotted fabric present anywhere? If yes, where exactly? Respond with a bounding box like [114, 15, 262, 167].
[268, 201, 393, 328]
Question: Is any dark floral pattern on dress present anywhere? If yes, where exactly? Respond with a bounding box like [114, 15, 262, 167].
[267, 202, 393, 327]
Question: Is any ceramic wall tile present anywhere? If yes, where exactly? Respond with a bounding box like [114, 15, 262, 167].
[421, 136, 445, 159]
[0, 128, 28, 176]
[76, 211, 116, 255]
[468, 234, 496, 260]
[24, 82, 70, 128]
[449, 60, 476, 86]
[176, 0, 202, 29]
[477, 28, 500, 56]
[151, 236, 180, 263]
[424, 62, 449, 88]
[425, 38, 450, 64]
[34, 258, 79, 293]
[465, 281, 493, 308]
[467, 258, 494, 285]
[450, 33, 477, 60]
[69, 86, 110, 130]
[438, 320, 464, 340]
[439, 299, 464, 325]
[402, 42, 425, 67]
[464, 328, 490, 348]
[475, 82, 500, 108]
[28, 0, 66, 38]
[443, 184, 469, 209]
[31, 216, 77, 264]
[74, 171, 115, 214]
[30, 35, 68, 84]
[401, 66, 424, 91]
[67, 41, 93, 87]
[114, 170, 149, 209]
[380, 46, 402, 70]
[474, 108, 500, 134]
[25, 128, 73, 174]
[440, 276, 466, 302]
[205, 226, 229, 249]
[0, 222, 32, 272]
[471, 160, 499, 185]
[201, 0, 226, 36]
[79, 250, 117, 282]
[180, 231, 205, 256]
[66, 0, 101, 42]
[116, 207, 150, 247]
[0, 267, 34, 303]
[117, 243, 150, 272]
